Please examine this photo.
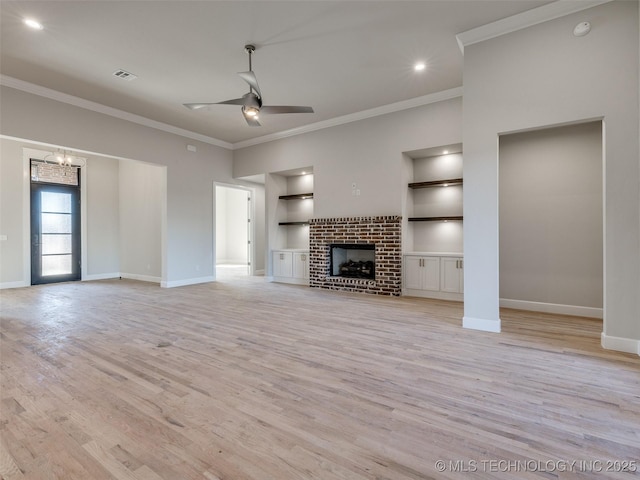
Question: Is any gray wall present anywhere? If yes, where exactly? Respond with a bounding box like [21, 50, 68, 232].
[463, 0, 639, 346]
[0, 84, 252, 287]
[0, 138, 27, 286]
[499, 122, 603, 312]
[119, 159, 164, 280]
[234, 97, 463, 219]
[86, 155, 120, 277]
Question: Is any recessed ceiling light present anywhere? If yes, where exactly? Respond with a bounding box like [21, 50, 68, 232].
[443, 150, 449, 154]
[414, 62, 426, 72]
[24, 18, 43, 30]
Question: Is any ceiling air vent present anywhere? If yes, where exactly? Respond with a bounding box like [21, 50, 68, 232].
[112, 69, 137, 81]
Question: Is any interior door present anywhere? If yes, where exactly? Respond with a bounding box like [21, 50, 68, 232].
[31, 182, 81, 285]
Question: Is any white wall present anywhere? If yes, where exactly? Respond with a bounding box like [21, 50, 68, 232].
[119, 159, 164, 281]
[463, 1, 639, 349]
[409, 152, 464, 253]
[0, 84, 250, 287]
[499, 122, 603, 314]
[286, 174, 314, 249]
[216, 186, 248, 265]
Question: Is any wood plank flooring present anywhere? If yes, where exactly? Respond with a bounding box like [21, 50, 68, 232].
[1, 277, 639, 479]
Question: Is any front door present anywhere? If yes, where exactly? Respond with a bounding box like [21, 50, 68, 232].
[31, 182, 81, 285]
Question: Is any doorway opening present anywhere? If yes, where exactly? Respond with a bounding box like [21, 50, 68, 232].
[30, 160, 81, 285]
[499, 121, 603, 321]
[215, 184, 253, 280]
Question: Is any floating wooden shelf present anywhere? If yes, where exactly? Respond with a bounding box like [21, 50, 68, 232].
[408, 216, 463, 222]
[408, 178, 463, 189]
[278, 221, 309, 226]
[278, 193, 314, 200]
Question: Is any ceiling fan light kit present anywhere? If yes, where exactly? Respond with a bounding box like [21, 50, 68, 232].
[184, 44, 314, 126]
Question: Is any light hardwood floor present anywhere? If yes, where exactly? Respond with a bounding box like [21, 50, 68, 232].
[1, 277, 639, 479]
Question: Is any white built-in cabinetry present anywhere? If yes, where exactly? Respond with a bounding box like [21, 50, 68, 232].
[272, 249, 309, 285]
[270, 170, 313, 285]
[404, 145, 463, 301]
[403, 253, 463, 300]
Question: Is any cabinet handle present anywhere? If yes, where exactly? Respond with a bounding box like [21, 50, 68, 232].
[280, 253, 284, 260]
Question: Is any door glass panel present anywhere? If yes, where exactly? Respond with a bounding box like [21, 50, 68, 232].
[41, 192, 72, 213]
[41, 213, 72, 233]
[42, 254, 72, 276]
[41, 234, 72, 255]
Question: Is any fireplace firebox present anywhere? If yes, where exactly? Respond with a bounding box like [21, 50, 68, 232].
[330, 244, 375, 279]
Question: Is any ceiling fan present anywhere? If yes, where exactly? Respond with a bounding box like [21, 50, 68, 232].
[184, 45, 314, 126]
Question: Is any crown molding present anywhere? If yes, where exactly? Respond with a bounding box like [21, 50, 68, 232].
[0, 75, 234, 150]
[1, 74, 462, 152]
[232, 87, 464, 150]
[456, 0, 613, 54]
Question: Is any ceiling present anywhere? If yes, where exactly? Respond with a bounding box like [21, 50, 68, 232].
[1, 1, 552, 146]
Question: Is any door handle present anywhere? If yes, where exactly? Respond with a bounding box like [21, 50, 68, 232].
[32, 234, 40, 246]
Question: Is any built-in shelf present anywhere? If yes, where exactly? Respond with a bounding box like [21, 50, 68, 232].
[279, 193, 314, 200]
[408, 178, 463, 189]
[278, 221, 310, 226]
[408, 216, 463, 222]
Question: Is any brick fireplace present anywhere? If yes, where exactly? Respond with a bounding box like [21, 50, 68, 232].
[309, 216, 402, 296]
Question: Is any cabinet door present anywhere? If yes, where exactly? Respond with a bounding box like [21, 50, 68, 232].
[422, 257, 440, 291]
[404, 256, 440, 291]
[404, 256, 423, 290]
[273, 251, 293, 277]
[440, 257, 463, 293]
[293, 252, 309, 279]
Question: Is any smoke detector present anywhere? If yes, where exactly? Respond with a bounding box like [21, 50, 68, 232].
[573, 22, 591, 37]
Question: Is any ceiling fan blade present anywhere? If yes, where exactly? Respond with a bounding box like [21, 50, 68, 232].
[238, 71, 262, 99]
[260, 105, 314, 114]
[214, 97, 248, 106]
[184, 97, 248, 110]
[243, 114, 261, 127]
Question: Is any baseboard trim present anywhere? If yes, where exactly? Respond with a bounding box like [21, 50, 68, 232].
[254, 269, 265, 276]
[0, 280, 28, 290]
[403, 288, 463, 302]
[500, 298, 603, 318]
[161, 276, 215, 288]
[83, 272, 120, 282]
[463, 316, 501, 333]
[271, 276, 309, 286]
[121, 273, 161, 284]
[601, 333, 640, 356]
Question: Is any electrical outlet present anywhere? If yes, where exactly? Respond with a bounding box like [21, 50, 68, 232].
[0, 235, 7, 241]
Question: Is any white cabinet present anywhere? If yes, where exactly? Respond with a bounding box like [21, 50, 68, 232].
[404, 256, 440, 291]
[403, 254, 463, 301]
[440, 257, 464, 294]
[293, 252, 309, 279]
[272, 250, 309, 285]
[273, 250, 293, 278]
